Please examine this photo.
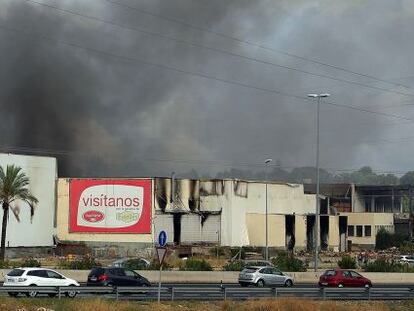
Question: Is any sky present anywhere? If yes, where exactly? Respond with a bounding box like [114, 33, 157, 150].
[1, 0, 414, 178]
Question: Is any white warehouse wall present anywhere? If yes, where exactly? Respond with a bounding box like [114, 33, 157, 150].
[221, 180, 316, 247]
[0, 153, 57, 247]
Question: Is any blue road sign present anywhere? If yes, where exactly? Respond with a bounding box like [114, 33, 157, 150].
[158, 230, 167, 247]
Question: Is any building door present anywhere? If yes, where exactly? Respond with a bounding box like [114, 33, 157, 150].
[181, 214, 201, 243]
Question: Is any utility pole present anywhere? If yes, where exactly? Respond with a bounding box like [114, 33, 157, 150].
[264, 158, 272, 260]
[308, 93, 330, 272]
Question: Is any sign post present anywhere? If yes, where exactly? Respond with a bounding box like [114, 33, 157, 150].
[156, 230, 167, 302]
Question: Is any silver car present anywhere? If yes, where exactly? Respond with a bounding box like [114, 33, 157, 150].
[238, 266, 294, 287]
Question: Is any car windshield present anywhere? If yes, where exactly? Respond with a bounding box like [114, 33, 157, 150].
[125, 270, 137, 277]
[350, 271, 362, 278]
[7, 269, 25, 277]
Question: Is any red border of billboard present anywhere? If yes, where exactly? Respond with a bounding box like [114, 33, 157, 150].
[69, 179, 152, 233]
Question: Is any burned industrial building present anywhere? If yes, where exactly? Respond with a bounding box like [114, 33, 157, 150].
[1, 152, 410, 258]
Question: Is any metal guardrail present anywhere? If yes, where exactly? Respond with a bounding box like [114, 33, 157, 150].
[0, 286, 414, 301]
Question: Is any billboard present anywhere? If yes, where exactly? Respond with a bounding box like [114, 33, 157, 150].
[69, 179, 152, 233]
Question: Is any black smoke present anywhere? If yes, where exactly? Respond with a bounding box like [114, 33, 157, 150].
[1, 0, 414, 178]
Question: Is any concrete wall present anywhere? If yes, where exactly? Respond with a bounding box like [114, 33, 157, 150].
[154, 178, 202, 212]
[1, 269, 414, 284]
[342, 212, 394, 246]
[352, 184, 365, 212]
[328, 216, 339, 251]
[0, 153, 56, 247]
[222, 180, 316, 247]
[56, 179, 154, 244]
[218, 181, 239, 247]
[245, 183, 316, 215]
[246, 214, 285, 247]
[295, 215, 307, 250]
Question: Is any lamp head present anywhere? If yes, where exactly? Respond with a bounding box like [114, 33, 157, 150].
[308, 93, 330, 98]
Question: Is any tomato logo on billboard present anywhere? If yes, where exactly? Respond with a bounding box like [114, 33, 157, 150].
[82, 210, 105, 223]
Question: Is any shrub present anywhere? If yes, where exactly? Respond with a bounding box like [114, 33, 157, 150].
[209, 246, 225, 257]
[20, 258, 41, 267]
[271, 252, 307, 272]
[223, 260, 246, 271]
[230, 247, 246, 260]
[180, 258, 212, 271]
[337, 255, 356, 269]
[0, 260, 10, 268]
[148, 259, 172, 270]
[376, 227, 409, 250]
[400, 241, 414, 254]
[123, 259, 149, 270]
[58, 256, 101, 270]
[364, 258, 414, 272]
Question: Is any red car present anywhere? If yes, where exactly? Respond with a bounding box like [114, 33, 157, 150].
[318, 269, 372, 288]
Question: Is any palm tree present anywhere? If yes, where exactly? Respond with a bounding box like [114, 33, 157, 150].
[0, 165, 38, 261]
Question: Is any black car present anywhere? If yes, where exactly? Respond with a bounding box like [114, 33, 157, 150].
[87, 267, 151, 287]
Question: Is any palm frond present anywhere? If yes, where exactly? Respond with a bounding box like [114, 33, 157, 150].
[10, 205, 20, 222]
[0, 166, 5, 180]
[0, 166, 4, 190]
[11, 174, 29, 191]
[29, 202, 35, 223]
[23, 193, 39, 205]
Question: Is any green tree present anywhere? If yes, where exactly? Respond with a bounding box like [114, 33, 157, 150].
[0, 165, 38, 261]
[375, 227, 408, 250]
[400, 171, 414, 185]
[288, 167, 333, 184]
[335, 166, 398, 185]
[401, 195, 411, 214]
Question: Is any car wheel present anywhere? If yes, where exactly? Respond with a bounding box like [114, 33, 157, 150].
[139, 283, 151, 294]
[66, 285, 78, 298]
[256, 279, 265, 287]
[284, 279, 293, 287]
[338, 283, 344, 288]
[26, 285, 38, 298]
[7, 292, 18, 297]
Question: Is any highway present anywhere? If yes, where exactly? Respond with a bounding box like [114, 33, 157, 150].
[1, 284, 414, 301]
[161, 282, 414, 288]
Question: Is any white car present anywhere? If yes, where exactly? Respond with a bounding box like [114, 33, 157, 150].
[398, 255, 414, 264]
[3, 267, 80, 298]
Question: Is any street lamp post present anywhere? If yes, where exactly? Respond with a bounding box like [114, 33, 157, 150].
[307, 93, 330, 272]
[264, 158, 272, 260]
